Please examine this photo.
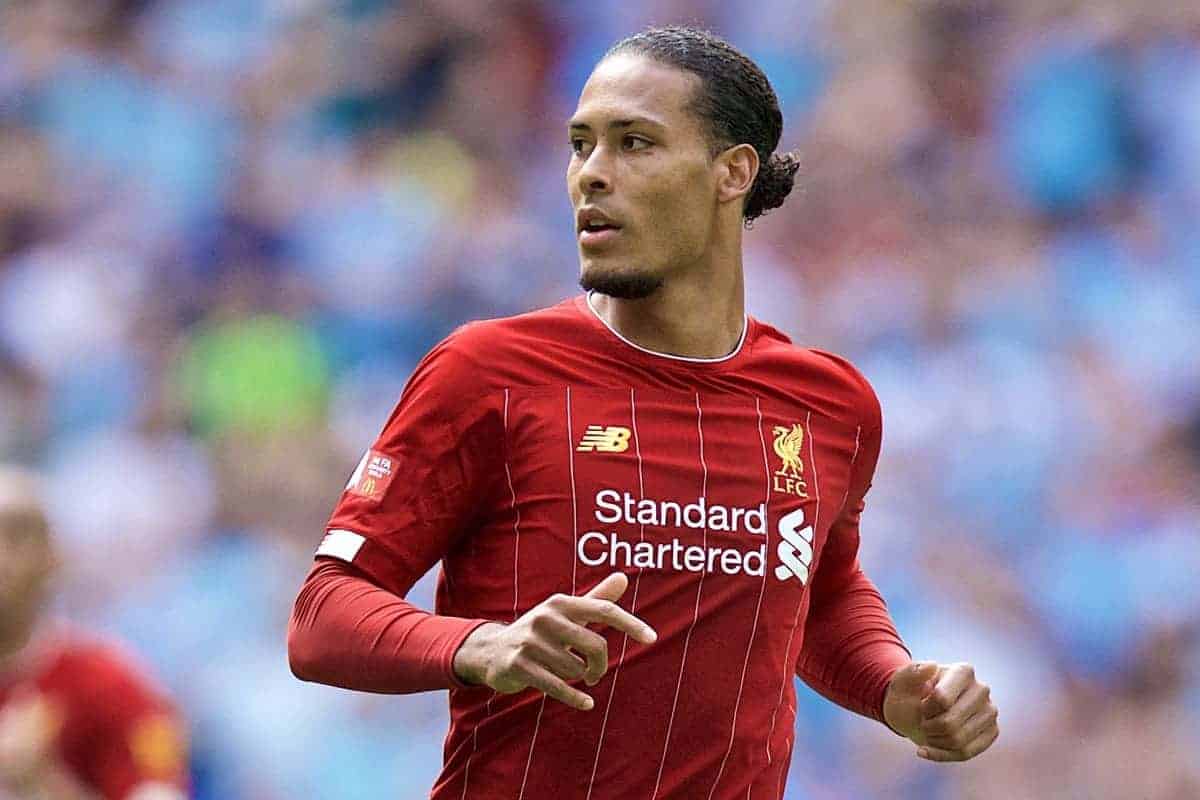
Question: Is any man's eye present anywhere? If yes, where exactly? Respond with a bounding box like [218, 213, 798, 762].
[570, 139, 590, 155]
[623, 136, 650, 151]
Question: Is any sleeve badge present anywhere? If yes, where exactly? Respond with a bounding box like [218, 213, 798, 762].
[345, 450, 396, 502]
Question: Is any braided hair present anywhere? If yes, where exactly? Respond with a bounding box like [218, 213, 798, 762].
[606, 26, 800, 224]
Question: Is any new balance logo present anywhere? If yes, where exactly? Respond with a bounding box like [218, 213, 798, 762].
[577, 425, 631, 453]
[775, 507, 814, 585]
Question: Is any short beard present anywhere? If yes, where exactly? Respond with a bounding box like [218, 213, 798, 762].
[579, 268, 664, 300]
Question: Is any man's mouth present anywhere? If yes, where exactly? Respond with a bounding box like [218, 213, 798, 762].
[579, 224, 622, 247]
[578, 209, 623, 247]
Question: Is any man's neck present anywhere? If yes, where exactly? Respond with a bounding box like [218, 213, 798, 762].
[0, 614, 39, 676]
[589, 256, 746, 360]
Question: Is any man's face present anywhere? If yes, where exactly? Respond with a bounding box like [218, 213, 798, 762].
[0, 501, 52, 623]
[567, 54, 721, 298]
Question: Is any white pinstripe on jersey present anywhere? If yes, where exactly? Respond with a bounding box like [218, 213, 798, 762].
[460, 388, 522, 800]
[770, 411, 821, 798]
[518, 385, 579, 800]
[842, 426, 862, 512]
[704, 398, 775, 799]
[585, 387, 647, 799]
[651, 392, 709, 799]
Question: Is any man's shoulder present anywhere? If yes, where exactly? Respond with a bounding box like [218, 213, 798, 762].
[443, 297, 584, 351]
[423, 297, 586, 375]
[749, 319, 880, 427]
[36, 630, 166, 701]
[38, 631, 187, 783]
[400, 298, 586, 402]
[46, 633, 155, 686]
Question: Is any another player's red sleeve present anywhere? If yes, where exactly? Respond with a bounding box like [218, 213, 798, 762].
[56, 648, 189, 800]
[288, 328, 501, 693]
[795, 386, 911, 725]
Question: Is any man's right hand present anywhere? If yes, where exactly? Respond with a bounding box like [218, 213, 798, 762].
[452, 572, 657, 711]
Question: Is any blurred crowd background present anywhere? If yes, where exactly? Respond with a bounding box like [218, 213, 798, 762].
[1, 0, 1198, 797]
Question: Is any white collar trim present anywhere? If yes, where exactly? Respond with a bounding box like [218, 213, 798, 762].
[585, 292, 749, 364]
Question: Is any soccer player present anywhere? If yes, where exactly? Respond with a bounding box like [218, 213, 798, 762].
[0, 468, 190, 800]
[288, 26, 999, 799]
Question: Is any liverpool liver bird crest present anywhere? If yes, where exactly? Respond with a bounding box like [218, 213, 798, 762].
[772, 424, 805, 479]
[772, 424, 808, 496]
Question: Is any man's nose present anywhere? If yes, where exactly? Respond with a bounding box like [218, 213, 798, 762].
[576, 146, 613, 196]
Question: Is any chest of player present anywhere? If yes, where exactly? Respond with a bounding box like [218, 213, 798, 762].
[490, 386, 860, 605]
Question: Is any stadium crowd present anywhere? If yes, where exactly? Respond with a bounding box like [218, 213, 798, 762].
[1, 0, 1198, 797]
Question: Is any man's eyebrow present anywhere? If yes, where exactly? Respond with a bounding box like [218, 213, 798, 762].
[568, 116, 666, 131]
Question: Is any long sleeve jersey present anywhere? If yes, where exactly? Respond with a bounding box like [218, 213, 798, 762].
[289, 294, 911, 799]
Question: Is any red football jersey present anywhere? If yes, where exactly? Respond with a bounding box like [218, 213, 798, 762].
[0, 625, 188, 800]
[321, 295, 909, 799]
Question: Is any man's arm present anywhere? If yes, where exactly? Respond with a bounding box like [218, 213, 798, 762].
[288, 558, 491, 693]
[287, 328, 656, 708]
[794, 380, 911, 719]
[794, 462, 912, 724]
[288, 549, 656, 706]
[796, 384, 998, 761]
[286, 331, 503, 695]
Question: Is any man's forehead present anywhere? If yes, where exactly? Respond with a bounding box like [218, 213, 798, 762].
[571, 53, 699, 128]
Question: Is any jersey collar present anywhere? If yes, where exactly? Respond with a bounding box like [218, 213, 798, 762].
[583, 291, 750, 365]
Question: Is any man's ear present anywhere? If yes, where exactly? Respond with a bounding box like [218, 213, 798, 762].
[715, 143, 759, 206]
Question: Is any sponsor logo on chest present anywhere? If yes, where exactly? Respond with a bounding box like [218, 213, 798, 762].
[579, 488, 813, 586]
[569, 414, 816, 586]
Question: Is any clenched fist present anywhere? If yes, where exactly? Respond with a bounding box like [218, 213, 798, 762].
[452, 572, 657, 711]
[883, 661, 999, 762]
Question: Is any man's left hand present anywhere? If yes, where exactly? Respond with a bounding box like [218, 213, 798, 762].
[883, 661, 999, 762]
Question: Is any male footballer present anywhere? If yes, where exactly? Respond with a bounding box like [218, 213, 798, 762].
[289, 26, 999, 799]
[0, 467, 190, 800]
